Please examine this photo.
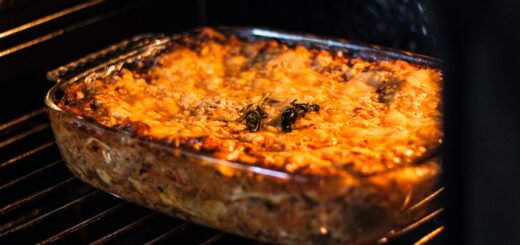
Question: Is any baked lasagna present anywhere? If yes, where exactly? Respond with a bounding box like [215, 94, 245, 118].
[48, 28, 443, 244]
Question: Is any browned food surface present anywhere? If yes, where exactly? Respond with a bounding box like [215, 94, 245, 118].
[58, 28, 442, 176]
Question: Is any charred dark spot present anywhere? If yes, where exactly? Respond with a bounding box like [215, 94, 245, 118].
[81, 88, 90, 98]
[90, 144, 99, 152]
[362, 66, 371, 72]
[244, 146, 253, 154]
[347, 59, 356, 67]
[192, 45, 204, 55]
[89, 100, 99, 111]
[261, 200, 277, 212]
[238, 94, 271, 132]
[292, 100, 320, 115]
[281, 100, 320, 132]
[242, 108, 267, 132]
[267, 98, 280, 105]
[199, 146, 218, 155]
[139, 163, 152, 175]
[310, 104, 320, 112]
[281, 109, 298, 132]
[377, 82, 400, 103]
[144, 77, 153, 84]
[341, 73, 352, 82]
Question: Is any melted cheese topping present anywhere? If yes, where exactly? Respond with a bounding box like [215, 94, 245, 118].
[59, 30, 442, 176]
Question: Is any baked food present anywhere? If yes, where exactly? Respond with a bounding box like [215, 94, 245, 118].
[58, 28, 442, 177]
[47, 28, 442, 244]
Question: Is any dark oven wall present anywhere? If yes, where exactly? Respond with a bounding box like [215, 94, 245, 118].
[203, 0, 438, 55]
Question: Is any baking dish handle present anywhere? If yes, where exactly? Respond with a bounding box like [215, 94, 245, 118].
[47, 34, 166, 84]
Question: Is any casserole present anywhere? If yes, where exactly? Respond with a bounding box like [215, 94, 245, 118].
[46, 27, 442, 244]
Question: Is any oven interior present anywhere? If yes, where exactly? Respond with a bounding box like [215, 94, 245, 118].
[1, 0, 519, 244]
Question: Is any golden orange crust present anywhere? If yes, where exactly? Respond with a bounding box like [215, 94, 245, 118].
[58, 29, 442, 176]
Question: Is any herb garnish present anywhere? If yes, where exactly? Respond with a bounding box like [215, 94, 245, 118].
[281, 100, 320, 132]
[238, 93, 271, 132]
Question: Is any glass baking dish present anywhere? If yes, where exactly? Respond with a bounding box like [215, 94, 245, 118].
[45, 27, 442, 244]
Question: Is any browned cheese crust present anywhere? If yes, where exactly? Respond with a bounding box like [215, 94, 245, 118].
[58, 29, 442, 177]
